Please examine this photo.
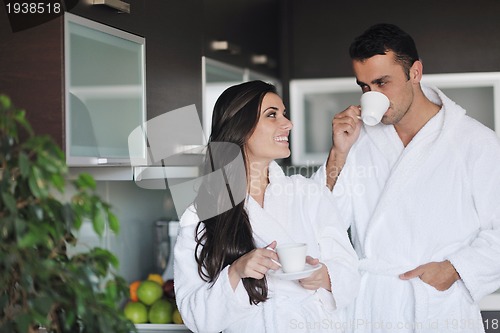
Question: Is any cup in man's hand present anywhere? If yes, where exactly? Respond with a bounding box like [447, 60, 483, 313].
[276, 243, 307, 273]
[360, 91, 390, 126]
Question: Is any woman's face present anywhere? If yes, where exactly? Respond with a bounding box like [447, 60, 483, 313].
[245, 92, 293, 164]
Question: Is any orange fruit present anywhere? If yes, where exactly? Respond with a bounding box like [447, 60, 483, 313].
[129, 280, 141, 302]
[147, 273, 164, 286]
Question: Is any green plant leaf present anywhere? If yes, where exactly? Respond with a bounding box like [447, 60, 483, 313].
[51, 172, 66, 191]
[14, 313, 32, 333]
[28, 166, 49, 198]
[32, 295, 53, 316]
[75, 173, 96, 190]
[108, 212, 120, 234]
[0, 94, 12, 109]
[18, 152, 30, 177]
[1, 191, 17, 214]
[18, 230, 41, 248]
[93, 205, 106, 237]
[13, 109, 33, 136]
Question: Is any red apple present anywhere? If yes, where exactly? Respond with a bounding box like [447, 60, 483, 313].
[163, 279, 175, 300]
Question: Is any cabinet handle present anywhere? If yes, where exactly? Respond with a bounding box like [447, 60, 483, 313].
[92, 0, 130, 13]
[251, 54, 276, 68]
[210, 40, 240, 55]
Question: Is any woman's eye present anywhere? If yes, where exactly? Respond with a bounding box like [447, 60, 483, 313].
[267, 112, 277, 118]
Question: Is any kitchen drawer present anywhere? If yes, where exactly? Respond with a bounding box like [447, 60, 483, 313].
[135, 324, 192, 333]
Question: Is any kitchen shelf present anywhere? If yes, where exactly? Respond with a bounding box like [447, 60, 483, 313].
[135, 323, 191, 333]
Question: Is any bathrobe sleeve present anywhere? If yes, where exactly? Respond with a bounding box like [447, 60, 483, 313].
[297, 177, 360, 310]
[314, 191, 360, 309]
[311, 161, 356, 231]
[445, 131, 500, 302]
[174, 206, 258, 333]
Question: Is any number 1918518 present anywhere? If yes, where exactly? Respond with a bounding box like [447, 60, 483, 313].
[6, 2, 61, 14]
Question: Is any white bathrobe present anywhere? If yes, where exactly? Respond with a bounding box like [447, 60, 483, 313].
[315, 85, 500, 333]
[174, 161, 360, 333]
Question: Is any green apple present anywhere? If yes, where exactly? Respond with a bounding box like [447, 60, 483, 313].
[124, 301, 148, 324]
[137, 280, 163, 305]
[148, 299, 173, 324]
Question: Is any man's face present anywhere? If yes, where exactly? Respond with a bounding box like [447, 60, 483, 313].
[353, 51, 417, 125]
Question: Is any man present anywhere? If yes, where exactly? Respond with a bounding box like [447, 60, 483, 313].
[316, 23, 500, 332]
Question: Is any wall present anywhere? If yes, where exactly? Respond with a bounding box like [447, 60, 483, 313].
[286, 0, 500, 80]
[202, 0, 281, 78]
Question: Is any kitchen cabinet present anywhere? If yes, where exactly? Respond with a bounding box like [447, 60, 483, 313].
[0, 0, 203, 169]
[65, 13, 146, 166]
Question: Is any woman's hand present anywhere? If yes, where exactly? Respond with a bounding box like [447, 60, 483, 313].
[228, 241, 281, 290]
[298, 256, 331, 291]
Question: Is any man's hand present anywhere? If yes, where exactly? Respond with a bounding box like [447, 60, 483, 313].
[332, 105, 363, 155]
[399, 260, 460, 291]
[326, 105, 362, 190]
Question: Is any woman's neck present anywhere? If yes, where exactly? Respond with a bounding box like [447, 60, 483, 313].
[248, 159, 270, 207]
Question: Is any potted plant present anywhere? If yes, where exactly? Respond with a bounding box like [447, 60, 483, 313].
[0, 94, 135, 333]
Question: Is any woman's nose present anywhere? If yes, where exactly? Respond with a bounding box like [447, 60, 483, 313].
[281, 117, 293, 130]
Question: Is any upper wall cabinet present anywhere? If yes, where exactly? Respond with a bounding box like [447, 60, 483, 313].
[1, 1, 203, 179]
[65, 13, 146, 166]
[290, 72, 500, 166]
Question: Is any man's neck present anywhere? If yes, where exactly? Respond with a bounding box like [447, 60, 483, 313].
[395, 93, 441, 147]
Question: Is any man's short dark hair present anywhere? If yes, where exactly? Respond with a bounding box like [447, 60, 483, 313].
[349, 23, 420, 79]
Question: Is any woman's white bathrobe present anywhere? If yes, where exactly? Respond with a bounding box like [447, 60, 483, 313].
[174, 161, 360, 333]
[315, 85, 500, 333]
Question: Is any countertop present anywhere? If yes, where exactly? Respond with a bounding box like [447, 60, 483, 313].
[480, 292, 500, 311]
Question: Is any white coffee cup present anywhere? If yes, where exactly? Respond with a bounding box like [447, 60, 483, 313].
[276, 243, 307, 273]
[360, 91, 390, 126]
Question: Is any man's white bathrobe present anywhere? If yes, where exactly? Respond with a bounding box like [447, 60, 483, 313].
[174, 161, 360, 333]
[316, 85, 500, 332]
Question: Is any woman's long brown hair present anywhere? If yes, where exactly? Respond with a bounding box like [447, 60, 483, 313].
[194, 80, 277, 305]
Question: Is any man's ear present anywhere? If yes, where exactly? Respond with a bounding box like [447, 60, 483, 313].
[410, 60, 423, 83]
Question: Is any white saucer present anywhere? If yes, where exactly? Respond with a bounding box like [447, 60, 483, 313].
[268, 263, 322, 280]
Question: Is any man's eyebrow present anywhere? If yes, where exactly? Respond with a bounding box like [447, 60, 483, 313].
[356, 75, 391, 86]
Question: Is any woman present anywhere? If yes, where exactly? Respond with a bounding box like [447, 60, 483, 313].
[174, 81, 359, 332]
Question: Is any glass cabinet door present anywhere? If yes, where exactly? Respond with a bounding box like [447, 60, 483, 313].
[65, 13, 146, 166]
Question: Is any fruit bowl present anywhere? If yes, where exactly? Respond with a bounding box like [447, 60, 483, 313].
[134, 323, 191, 333]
